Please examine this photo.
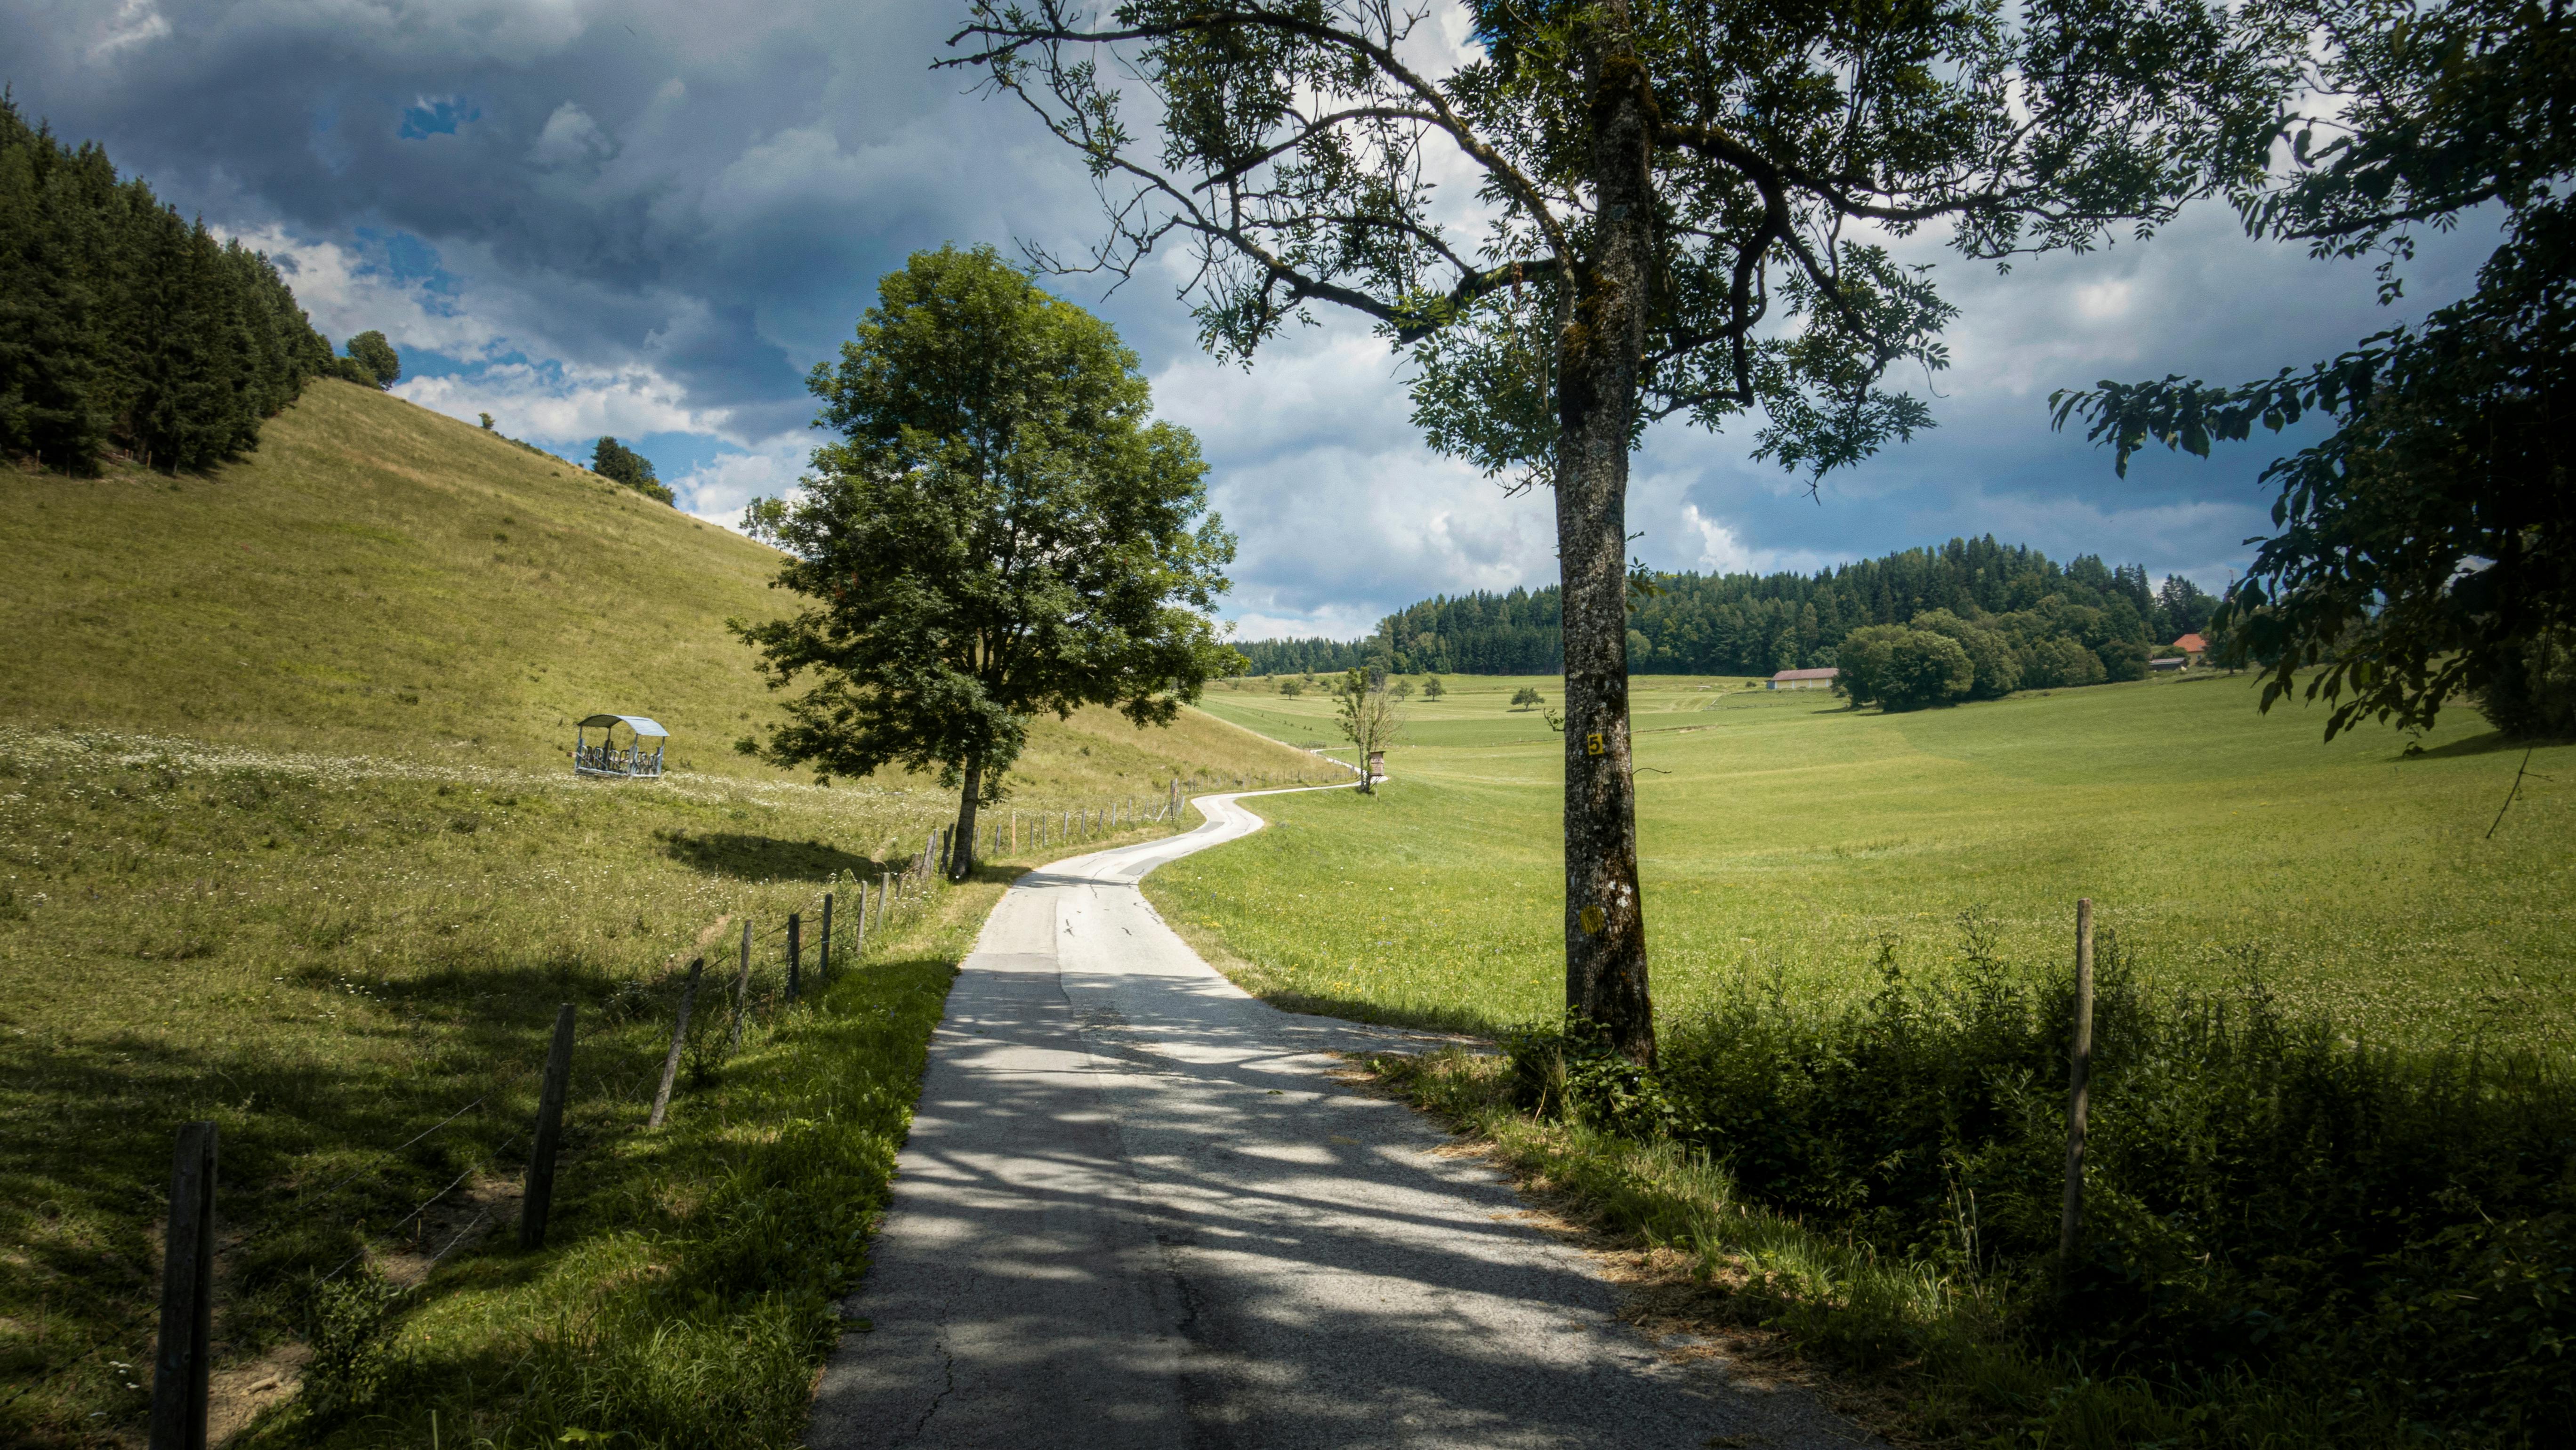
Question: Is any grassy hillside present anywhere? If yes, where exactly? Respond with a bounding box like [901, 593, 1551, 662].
[0, 380, 1317, 1446]
[0, 378, 1316, 796]
[1168, 670, 2574, 1047]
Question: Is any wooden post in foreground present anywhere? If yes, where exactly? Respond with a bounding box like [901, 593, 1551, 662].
[647, 959, 703, 1129]
[786, 912, 802, 1004]
[728, 918, 753, 1053]
[2058, 899, 2096, 1292]
[520, 1003, 576, 1251]
[819, 893, 834, 982]
[149, 1121, 216, 1450]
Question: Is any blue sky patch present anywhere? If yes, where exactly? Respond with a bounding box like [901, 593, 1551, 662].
[398, 96, 476, 140]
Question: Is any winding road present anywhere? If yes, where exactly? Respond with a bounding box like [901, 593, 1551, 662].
[808, 788, 1872, 1450]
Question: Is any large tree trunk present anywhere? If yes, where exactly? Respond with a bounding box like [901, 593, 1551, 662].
[1554, 7, 1657, 1065]
[949, 758, 982, 882]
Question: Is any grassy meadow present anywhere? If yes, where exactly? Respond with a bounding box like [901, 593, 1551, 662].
[0, 382, 1319, 1445]
[1168, 669, 2575, 1048]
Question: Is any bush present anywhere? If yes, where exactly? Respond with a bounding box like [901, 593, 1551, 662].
[1539, 922, 2576, 1442]
[2476, 628, 2576, 739]
[341, 330, 401, 389]
[2020, 635, 2107, 689]
[1881, 630, 1974, 711]
[2096, 636, 2149, 682]
[1913, 609, 2021, 700]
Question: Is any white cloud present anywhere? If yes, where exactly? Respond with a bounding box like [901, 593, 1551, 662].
[90, 0, 169, 59]
[526, 102, 612, 167]
[671, 435, 813, 527]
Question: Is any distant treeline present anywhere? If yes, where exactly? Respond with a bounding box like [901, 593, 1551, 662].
[0, 98, 330, 473]
[1237, 536, 2221, 680]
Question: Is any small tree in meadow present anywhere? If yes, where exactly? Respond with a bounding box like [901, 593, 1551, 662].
[1510, 686, 1544, 712]
[1335, 669, 1402, 794]
[1421, 675, 1446, 699]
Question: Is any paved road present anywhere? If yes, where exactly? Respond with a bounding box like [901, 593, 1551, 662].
[809, 789, 1872, 1450]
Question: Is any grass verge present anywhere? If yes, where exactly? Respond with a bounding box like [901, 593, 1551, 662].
[236, 872, 999, 1450]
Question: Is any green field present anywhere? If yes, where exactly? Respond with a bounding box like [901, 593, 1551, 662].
[0, 383, 1318, 1445]
[1162, 671, 2575, 1047]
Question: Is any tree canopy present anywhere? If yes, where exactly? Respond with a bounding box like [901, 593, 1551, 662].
[336, 330, 401, 389]
[0, 97, 330, 473]
[2054, 0, 2573, 740]
[954, 0, 2281, 1062]
[733, 246, 1242, 876]
[590, 436, 675, 505]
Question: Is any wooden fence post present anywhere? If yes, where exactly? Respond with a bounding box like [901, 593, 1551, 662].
[728, 919, 753, 1053]
[647, 959, 703, 1129]
[786, 912, 802, 1005]
[520, 1003, 577, 1251]
[819, 893, 834, 982]
[2058, 899, 2096, 1292]
[878, 871, 893, 924]
[148, 1121, 216, 1450]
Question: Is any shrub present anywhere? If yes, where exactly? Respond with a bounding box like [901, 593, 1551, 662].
[1913, 609, 2021, 700]
[1880, 630, 1974, 711]
[2096, 636, 2149, 682]
[2021, 635, 2107, 689]
[1545, 923, 2576, 1442]
[2476, 628, 2576, 739]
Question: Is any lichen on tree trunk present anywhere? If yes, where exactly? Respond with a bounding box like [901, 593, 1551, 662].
[1555, 9, 1657, 1067]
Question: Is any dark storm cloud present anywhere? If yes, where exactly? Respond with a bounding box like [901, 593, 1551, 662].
[0, 0, 2506, 636]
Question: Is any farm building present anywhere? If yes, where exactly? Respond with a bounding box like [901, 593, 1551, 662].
[1769, 667, 1840, 691]
[2173, 632, 2209, 664]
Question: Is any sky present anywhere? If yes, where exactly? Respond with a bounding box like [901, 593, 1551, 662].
[1, 0, 2502, 641]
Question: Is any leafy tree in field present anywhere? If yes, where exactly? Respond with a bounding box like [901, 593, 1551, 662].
[734, 246, 1242, 878]
[1881, 633, 1976, 712]
[1334, 669, 1402, 794]
[2021, 636, 2109, 689]
[2055, 0, 2574, 740]
[1832, 625, 1908, 708]
[1279, 677, 1304, 698]
[478, 412, 494, 430]
[739, 495, 790, 548]
[1422, 675, 1446, 699]
[954, 0, 2278, 1062]
[1391, 679, 1415, 701]
[1510, 686, 1544, 712]
[1910, 610, 2021, 701]
[343, 330, 400, 389]
[591, 436, 675, 505]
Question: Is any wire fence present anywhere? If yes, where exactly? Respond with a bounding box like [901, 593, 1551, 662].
[9, 770, 1343, 1440]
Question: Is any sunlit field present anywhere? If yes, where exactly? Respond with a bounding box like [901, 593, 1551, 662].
[1162, 670, 2575, 1048]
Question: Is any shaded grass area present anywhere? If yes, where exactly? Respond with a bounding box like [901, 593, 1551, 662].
[240, 878, 999, 1450]
[1372, 926, 2576, 1449]
[1175, 673, 2575, 1047]
[0, 726, 983, 1444]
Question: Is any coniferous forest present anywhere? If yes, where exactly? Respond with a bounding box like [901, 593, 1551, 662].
[0, 98, 331, 474]
[1237, 536, 2221, 681]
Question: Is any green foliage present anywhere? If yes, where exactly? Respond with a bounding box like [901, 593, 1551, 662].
[956, 0, 2278, 483]
[1522, 922, 2576, 1442]
[340, 330, 400, 389]
[1509, 685, 1544, 710]
[734, 246, 1241, 819]
[590, 435, 673, 505]
[301, 1270, 401, 1423]
[1420, 675, 1446, 699]
[0, 96, 329, 473]
[1836, 624, 1972, 710]
[1239, 535, 2200, 678]
[2475, 627, 2576, 739]
[2053, 0, 2575, 741]
[1911, 610, 2023, 701]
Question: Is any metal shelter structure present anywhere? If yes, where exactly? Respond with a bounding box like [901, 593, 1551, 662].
[573, 714, 669, 779]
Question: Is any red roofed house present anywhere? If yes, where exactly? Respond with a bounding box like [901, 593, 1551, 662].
[1769, 667, 1840, 691]
[2173, 633, 2209, 665]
